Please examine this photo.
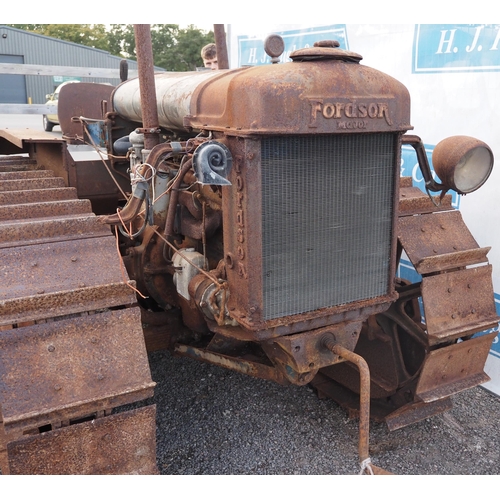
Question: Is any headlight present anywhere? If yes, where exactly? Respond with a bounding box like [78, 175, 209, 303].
[432, 136, 494, 194]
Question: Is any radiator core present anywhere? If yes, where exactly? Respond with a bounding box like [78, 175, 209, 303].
[261, 133, 397, 320]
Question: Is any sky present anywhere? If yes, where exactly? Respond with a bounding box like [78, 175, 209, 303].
[7, 1, 497, 28]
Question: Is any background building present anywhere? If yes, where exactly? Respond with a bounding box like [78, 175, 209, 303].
[0, 25, 144, 104]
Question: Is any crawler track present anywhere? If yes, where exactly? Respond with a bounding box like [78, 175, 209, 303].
[0, 156, 157, 474]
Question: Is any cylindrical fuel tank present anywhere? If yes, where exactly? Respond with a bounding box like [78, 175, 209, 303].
[112, 46, 412, 136]
[112, 70, 224, 131]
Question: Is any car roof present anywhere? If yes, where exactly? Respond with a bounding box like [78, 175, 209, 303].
[55, 80, 80, 92]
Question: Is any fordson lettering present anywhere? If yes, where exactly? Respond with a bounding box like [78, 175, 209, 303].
[309, 99, 393, 127]
[234, 159, 248, 280]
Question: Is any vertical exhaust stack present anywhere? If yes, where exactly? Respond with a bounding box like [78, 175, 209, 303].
[133, 24, 160, 151]
[214, 24, 229, 70]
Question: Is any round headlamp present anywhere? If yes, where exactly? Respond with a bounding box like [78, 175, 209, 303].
[432, 136, 494, 194]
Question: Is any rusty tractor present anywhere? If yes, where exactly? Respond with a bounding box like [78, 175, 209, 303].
[0, 25, 497, 475]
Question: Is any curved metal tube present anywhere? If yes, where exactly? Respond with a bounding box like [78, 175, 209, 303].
[402, 134, 444, 192]
[99, 163, 151, 225]
[164, 158, 194, 243]
[322, 339, 375, 473]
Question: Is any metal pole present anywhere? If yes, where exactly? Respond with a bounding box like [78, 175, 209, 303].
[133, 24, 160, 151]
[322, 338, 386, 474]
[214, 25, 229, 70]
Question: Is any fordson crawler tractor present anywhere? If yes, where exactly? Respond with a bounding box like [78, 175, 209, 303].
[0, 25, 497, 474]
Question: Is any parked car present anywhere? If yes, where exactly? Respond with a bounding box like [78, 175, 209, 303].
[43, 80, 80, 131]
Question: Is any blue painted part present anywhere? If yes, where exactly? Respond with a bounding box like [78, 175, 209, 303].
[86, 121, 107, 148]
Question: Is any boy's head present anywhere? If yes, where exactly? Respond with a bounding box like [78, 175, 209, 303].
[201, 43, 218, 69]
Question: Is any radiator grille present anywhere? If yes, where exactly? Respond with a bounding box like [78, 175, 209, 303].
[261, 133, 396, 320]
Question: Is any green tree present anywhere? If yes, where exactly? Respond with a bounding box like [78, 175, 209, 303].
[107, 24, 215, 71]
[160, 25, 215, 71]
[106, 24, 137, 59]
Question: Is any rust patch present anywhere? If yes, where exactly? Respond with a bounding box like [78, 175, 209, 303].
[416, 332, 497, 402]
[7, 406, 158, 475]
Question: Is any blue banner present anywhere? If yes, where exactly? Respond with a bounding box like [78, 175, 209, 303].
[237, 25, 347, 67]
[413, 24, 500, 73]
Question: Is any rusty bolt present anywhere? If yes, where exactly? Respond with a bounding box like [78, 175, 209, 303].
[321, 333, 337, 351]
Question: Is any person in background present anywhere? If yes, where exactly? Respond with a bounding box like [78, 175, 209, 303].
[201, 43, 218, 70]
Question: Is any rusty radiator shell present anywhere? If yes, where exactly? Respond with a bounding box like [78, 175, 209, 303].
[220, 133, 402, 334]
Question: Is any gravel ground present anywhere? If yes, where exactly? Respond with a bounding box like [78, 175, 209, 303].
[123, 349, 500, 476]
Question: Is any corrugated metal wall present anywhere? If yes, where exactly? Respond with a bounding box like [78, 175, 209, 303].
[0, 26, 146, 104]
